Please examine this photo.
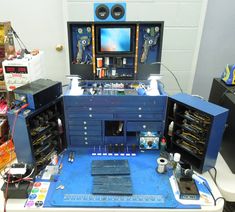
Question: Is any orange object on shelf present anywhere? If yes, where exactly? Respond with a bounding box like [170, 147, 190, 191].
[0, 139, 16, 170]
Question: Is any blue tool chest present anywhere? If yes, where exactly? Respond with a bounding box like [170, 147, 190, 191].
[64, 94, 167, 147]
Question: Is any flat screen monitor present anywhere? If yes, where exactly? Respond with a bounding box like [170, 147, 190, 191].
[100, 28, 131, 52]
[96, 25, 135, 54]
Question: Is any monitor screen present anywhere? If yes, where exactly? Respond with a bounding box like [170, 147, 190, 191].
[100, 28, 131, 52]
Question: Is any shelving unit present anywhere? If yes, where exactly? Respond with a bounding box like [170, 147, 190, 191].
[165, 93, 228, 173]
[7, 98, 67, 172]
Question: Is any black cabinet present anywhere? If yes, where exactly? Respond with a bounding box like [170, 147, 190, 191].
[209, 78, 235, 173]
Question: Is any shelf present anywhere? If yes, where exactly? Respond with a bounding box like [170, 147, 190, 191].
[173, 122, 208, 139]
[176, 112, 210, 129]
[95, 54, 135, 58]
[172, 141, 203, 160]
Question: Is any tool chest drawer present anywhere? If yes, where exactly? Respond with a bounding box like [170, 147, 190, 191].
[126, 121, 163, 131]
[70, 136, 103, 146]
[68, 125, 102, 131]
[68, 119, 101, 126]
[67, 112, 113, 119]
[115, 113, 163, 120]
[69, 130, 101, 136]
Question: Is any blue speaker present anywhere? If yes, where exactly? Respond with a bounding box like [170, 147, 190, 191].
[94, 3, 126, 22]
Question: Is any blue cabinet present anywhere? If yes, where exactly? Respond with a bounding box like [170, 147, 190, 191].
[7, 98, 67, 171]
[64, 95, 167, 147]
[165, 93, 228, 173]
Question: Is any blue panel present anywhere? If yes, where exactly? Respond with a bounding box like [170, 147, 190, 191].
[68, 125, 102, 131]
[70, 136, 103, 146]
[7, 111, 34, 164]
[45, 149, 179, 208]
[169, 93, 229, 173]
[116, 113, 163, 120]
[68, 112, 113, 119]
[68, 120, 101, 126]
[170, 93, 228, 116]
[126, 121, 162, 131]
[94, 3, 126, 22]
[70, 130, 101, 136]
[43, 149, 216, 209]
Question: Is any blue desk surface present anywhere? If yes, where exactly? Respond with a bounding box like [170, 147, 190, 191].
[44, 149, 204, 209]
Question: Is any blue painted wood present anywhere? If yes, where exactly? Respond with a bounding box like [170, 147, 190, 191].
[169, 93, 229, 173]
[64, 94, 167, 147]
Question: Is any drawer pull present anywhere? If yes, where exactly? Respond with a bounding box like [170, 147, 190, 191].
[85, 141, 88, 145]
[143, 125, 146, 129]
[84, 137, 88, 140]
[84, 132, 87, 135]
[89, 107, 92, 111]
[89, 114, 93, 118]
[84, 126, 87, 130]
[138, 107, 142, 110]
[138, 114, 142, 118]
[83, 121, 87, 124]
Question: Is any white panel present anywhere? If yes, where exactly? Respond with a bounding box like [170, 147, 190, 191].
[160, 70, 192, 93]
[67, 0, 202, 3]
[161, 50, 194, 71]
[126, 2, 202, 27]
[66, 1, 202, 27]
[163, 27, 198, 50]
[67, 2, 94, 21]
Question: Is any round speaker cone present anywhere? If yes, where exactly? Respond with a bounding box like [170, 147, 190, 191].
[96, 4, 109, 20]
[111, 4, 125, 20]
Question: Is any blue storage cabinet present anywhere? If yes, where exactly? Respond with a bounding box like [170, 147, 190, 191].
[165, 93, 228, 173]
[7, 98, 67, 171]
[63, 92, 167, 148]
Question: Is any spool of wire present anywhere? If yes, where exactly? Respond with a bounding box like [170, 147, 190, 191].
[157, 157, 168, 173]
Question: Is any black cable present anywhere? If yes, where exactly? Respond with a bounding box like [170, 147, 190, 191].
[215, 196, 226, 203]
[10, 26, 30, 54]
[151, 62, 183, 93]
[209, 167, 217, 186]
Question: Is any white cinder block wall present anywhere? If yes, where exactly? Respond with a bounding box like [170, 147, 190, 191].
[0, 0, 207, 94]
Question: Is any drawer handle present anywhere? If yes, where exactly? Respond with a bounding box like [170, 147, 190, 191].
[84, 126, 87, 130]
[84, 137, 88, 140]
[143, 125, 146, 129]
[85, 141, 88, 145]
[84, 132, 87, 135]
[89, 107, 92, 111]
[138, 114, 142, 118]
[138, 107, 142, 110]
[89, 114, 92, 118]
[83, 121, 87, 124]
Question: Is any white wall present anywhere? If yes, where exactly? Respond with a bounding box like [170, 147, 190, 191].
[0, 0, 207, 93]
[0, 0, 68, 84]
[192, 0, 235, 99]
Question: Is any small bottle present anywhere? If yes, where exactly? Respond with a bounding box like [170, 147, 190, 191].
[168, 121, 174, 137]
[160, 137, 167, 152]
[173, 153, 181, 180]
[167, 153, 174, 170]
